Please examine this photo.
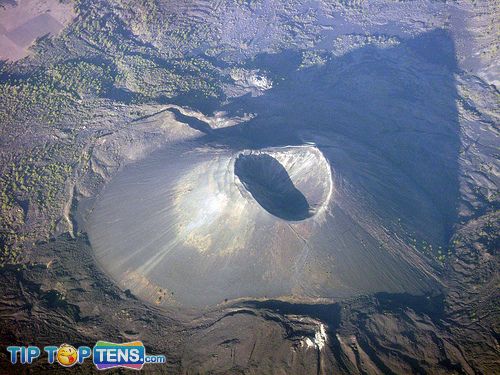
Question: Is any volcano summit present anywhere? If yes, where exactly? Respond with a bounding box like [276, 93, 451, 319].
[234, 147, 332, 221]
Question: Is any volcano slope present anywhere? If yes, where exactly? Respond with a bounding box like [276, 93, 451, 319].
[89, 142, 438, 308]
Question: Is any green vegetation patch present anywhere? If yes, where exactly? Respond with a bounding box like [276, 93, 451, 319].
[0, 142, 83, 264]
[0, 78, 75, 129]
[115, 55, 222, 99]
[46, 60, 115, 98]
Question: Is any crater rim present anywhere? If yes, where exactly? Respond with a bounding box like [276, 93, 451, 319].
[233, 145, 333, 222]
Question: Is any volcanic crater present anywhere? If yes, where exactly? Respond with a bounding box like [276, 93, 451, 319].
[234, 147, 332, 221]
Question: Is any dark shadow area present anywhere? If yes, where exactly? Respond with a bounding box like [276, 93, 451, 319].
[375, 292, 445, 322]
[167, 107, 213, 134]
[208, 28, 460, 247]
[159, 88, 223, 115]
[235, 153, 311, 220]
[241, 299, 341, 331]
[105, 85, 139, 103]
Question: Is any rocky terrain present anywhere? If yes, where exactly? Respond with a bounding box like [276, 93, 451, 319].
[0, 0, 498, 373]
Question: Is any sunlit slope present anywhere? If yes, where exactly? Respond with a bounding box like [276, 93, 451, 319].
[89, 143, 439, 308]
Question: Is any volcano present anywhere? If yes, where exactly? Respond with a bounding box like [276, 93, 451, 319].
[88, 142, 439, 308]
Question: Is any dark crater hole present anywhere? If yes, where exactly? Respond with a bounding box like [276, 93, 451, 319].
[235, 153, 311, 221]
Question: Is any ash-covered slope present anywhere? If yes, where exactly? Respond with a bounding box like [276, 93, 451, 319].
[88, 142, 439, 308]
